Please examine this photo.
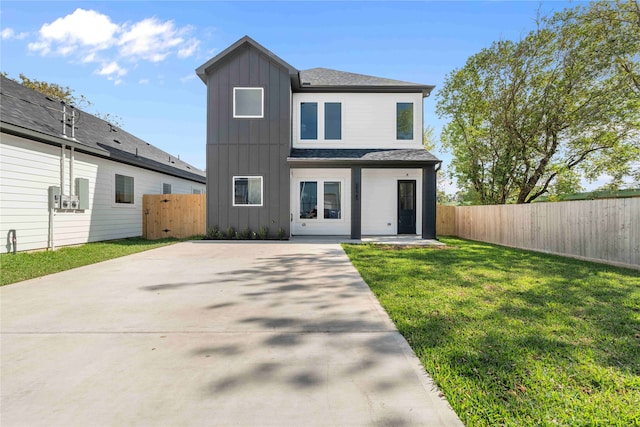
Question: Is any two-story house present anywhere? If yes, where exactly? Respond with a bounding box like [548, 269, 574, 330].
[196, 36, 440, 239]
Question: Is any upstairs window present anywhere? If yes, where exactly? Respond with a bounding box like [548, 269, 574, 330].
[233, 176, 263, 206]
[397, 102, 414, 140]
[234, 87, 263, 118]
[162, 183, 172, 194]
[300, 102, 318, 139]
[324, 103, 342, 140]
[115, 174, 134, 204]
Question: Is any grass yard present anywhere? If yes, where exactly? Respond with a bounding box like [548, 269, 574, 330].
[0, 237, 195, 286]
[343, 238, 640, 426]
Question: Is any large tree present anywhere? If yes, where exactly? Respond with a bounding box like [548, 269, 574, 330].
[436, 0, 640, 204]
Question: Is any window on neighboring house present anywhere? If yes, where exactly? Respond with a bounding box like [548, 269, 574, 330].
[324, 103, 342, 140]
[299, 180, 342, 220]
[115, 174, 134, 204]
[233, 176, 263, 206]
[300, 102, 318, 139]
[234, 88, 263, 118]
[192, 189, 202, 195]
[397, 102, 414, 140]
[163, 183, 172, 194]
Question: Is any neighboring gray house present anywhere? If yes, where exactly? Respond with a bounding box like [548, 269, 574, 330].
[0, 75, 206, 253]
[196, 36, 439, 239]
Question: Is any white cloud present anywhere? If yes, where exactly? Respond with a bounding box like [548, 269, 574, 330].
[96, 61, 127, 77]
[180, 74, 196, 83]
[25, 9, 201, 84]
[29, 8, 118, 54]
[2, 28, 28, 40]
[118, 18, 189, 62]
[177, 38, 199, 58]
[139, 78, 150, 85]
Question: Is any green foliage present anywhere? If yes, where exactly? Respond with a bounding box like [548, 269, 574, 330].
[343, 238, 640, 426]
[226, 226, 235, 239]
[240, 227, 251, 239]
[422, 125, 436, 152]
[436, 0, 640, 204]
[206, 226, 219, 240]
[1, 237, 192, 286]
[259, 226, 269, 240]
[277, 227, 286, 240]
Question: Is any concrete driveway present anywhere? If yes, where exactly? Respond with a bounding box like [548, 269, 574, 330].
[1, 240, 463, 427]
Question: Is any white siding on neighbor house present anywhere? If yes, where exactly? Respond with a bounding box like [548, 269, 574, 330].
[292, 92, 424, 149]
[0, 134, 205, 253]
[361, 168, 422, 235]
[290, 168, 351, 235]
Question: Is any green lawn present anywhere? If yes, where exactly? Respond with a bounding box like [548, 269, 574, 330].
[0, 237, 196, 286]
[343, 238, 640, 426]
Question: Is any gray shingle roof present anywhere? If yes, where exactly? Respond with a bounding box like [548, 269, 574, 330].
[288, 148, 440, 166]
[0, 75, 205, 183]
[298, 68, 435, 96]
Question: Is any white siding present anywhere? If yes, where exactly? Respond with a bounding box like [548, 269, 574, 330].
[292, 92, 424, 149]
[361, 169, 422, 235]
[0, 134, 206, 253]
[290, 168, 351, 235]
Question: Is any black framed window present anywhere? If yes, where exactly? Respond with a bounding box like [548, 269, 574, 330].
[300, 102, 318, 140]
[397, 102, 414, 140]
[324, 103, 341, 140]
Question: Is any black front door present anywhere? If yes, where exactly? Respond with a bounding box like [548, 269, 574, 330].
[398, 180, 416, 234]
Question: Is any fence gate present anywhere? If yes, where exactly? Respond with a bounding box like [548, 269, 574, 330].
[142, 194, 206, 240]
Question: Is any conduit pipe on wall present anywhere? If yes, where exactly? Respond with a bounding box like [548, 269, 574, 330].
[60, 144, 66, 196]
[70, 146, 74, 196]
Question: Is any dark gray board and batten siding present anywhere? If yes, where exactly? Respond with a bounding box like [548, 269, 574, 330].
[204, 44, 291, 237]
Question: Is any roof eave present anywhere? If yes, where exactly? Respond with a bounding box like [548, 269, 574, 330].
[287, 157, 441, 168]
[1, 121, 109, 156]
[1, 121, 206, 183]
[294, 85, 436, 97]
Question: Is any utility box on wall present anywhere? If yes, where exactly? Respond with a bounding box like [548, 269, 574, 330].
[48, 186, 61, 210]
[76, 178, 89, 210]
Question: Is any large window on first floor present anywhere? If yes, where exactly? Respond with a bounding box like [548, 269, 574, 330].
[299, 180, 342, 220]
[115, 174, 134, 204]
[233, 176, 263, 206]
[396, 102, 414, 140]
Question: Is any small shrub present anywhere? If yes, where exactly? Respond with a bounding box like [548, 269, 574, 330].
[277, 227, 286, 240]
[251, 231, 258, 240]
[241, 227, 251, 239]
[206, 226, 219, 240]
[215, 230, 224, 239]
[227, 227, 235, 239]
[234, 231, 240, 240]
[259, 226, 268, 240]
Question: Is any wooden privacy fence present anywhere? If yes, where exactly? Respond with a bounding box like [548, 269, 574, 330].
[453, 198, 640, 270]
[143, 194, 206, 240]
[436, 205, 456, 236]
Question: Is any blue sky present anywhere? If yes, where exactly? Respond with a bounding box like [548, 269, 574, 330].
[1, 1, 585, 193]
